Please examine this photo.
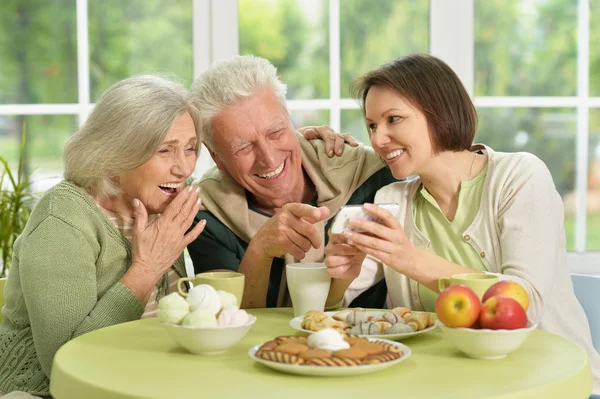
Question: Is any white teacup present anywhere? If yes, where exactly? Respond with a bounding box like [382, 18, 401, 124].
[286, 262, 332, 318]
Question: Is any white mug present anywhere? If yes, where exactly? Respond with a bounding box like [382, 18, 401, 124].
[286, 262, 332, 318]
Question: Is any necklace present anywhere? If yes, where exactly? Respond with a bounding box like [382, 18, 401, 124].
[467, 152, 477, 180]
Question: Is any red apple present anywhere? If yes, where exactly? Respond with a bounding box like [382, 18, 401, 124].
[479, 296, 528, 330]
[435, 284, 481, 328]
[482, 280, 529, 311]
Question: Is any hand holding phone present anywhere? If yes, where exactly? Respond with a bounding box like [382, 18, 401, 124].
[329, 203, 400, 235]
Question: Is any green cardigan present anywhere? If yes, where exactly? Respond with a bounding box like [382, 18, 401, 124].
[0, 180, 186, 396]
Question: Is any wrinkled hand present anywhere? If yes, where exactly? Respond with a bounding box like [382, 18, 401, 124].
[324, 232, 366, 280]
[252, 203, 330, 260]
[131, 186, 206, 278]
[298, 125, 359, 157]
[342, 203, 415, 273]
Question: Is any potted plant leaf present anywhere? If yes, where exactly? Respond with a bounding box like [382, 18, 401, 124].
[0, 123, 38, 278]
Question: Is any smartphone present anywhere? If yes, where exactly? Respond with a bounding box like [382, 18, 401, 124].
[329, 203, 400, 235]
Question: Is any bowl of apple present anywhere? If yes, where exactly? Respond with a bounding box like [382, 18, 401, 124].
[158, 285, 256, 355]
[436, 280, 537, 360]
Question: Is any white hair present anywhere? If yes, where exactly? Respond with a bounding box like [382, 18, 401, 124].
[64, 75, 201, 198]
[189, 55, 288, 151]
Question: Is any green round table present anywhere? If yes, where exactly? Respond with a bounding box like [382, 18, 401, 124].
[50, 308, 593, 399]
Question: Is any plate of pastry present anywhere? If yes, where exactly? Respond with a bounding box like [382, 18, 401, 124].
[289, 308, 438, 340]
[249, 329, 411, 377]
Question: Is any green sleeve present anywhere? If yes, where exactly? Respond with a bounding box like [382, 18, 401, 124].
[19, 216, 144, 377]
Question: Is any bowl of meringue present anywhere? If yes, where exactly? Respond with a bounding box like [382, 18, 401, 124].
[157, 284, 256, 355]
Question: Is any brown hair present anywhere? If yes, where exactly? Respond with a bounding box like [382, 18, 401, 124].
[351, 54, 477, 153]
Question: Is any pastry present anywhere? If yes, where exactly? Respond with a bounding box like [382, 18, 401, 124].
[391, 307, 412, 319]
[332, 309, 352, 321]
[350, 322, 381, 335]
[382, 311, 404, 324]
[406, 312, 430, 331]
[372, 321, 392, 333]
[346, 309, 371, 325]
[386, 323, 414, 334]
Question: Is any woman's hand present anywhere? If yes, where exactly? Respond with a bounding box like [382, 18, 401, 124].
[122, 186, 206, 302]
[132, 186, 206, 278]
[342, 203, 417, 274]
[297, 125, 359, 157]
[324, 232, 367, 280]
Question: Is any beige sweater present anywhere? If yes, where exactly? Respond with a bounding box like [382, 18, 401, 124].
[360, 145, 599, 392]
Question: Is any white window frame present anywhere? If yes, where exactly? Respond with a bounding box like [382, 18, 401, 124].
[0, 0, 598, 268]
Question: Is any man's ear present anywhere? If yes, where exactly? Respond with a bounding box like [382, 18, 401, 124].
[208, 148, 226, 171]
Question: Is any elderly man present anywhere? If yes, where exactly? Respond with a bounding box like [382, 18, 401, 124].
[187, 55, 395, 308]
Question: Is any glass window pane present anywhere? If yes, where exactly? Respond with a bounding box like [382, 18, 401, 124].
[591, 0, 600, 96]
[340, 0, 429, 98]
[341, 109, 369, 144]
[0, 0, 77, 104]
[88, 0, 193, 100]
[291, 110, 329, 128]
[476, 107, 576, 249]
[0, 115, 77, 193]
[474, 0, 577, 96]
[588, 108, 600, 250]
[239, 0, 329, 100]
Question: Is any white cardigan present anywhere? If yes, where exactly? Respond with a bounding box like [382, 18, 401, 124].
[350, 145, 600, 392]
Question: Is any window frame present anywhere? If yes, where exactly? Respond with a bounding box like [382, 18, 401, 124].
[0, 0, 598, 266]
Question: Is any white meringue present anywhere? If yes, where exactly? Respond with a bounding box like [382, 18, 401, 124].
[186, 284, 221, 314]
[307, 328, 350, 351]
[217, 290, 238, 309]
[217, 306, 249, 327]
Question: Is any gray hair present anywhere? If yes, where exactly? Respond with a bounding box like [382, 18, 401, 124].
[64, 75, 201, 197]
[189, 55, 288, 151]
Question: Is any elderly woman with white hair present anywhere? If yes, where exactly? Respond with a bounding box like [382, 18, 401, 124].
[0, 75, 206, 397]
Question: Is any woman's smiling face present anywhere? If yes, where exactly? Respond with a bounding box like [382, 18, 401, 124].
[365, 85, 434, 179]
[118, 111, 198, 215]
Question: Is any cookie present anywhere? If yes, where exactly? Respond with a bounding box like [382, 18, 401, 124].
[275, 335, 308, 345]
[259, 340, 279, 351]
[362, 351, 402, 364]
[299, 349, 332, 360]
[344, 335, 369, 346]
[377, 342, 404, 354]
[306, 357, 362, 366]
[354, 342, 385, 355]
[256, 350, 305, 365]
[332, 347, 368, 360]
[275, 343, 309, 355]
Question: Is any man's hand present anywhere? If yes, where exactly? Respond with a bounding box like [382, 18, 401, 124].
[251, 203, 330, 260]
[297, 125, 359, 157]
[324, 232, 366, 280]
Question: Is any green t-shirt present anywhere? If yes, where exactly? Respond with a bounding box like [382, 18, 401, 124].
[414, 165, 488, 311]
[187, 167, 396, 308]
